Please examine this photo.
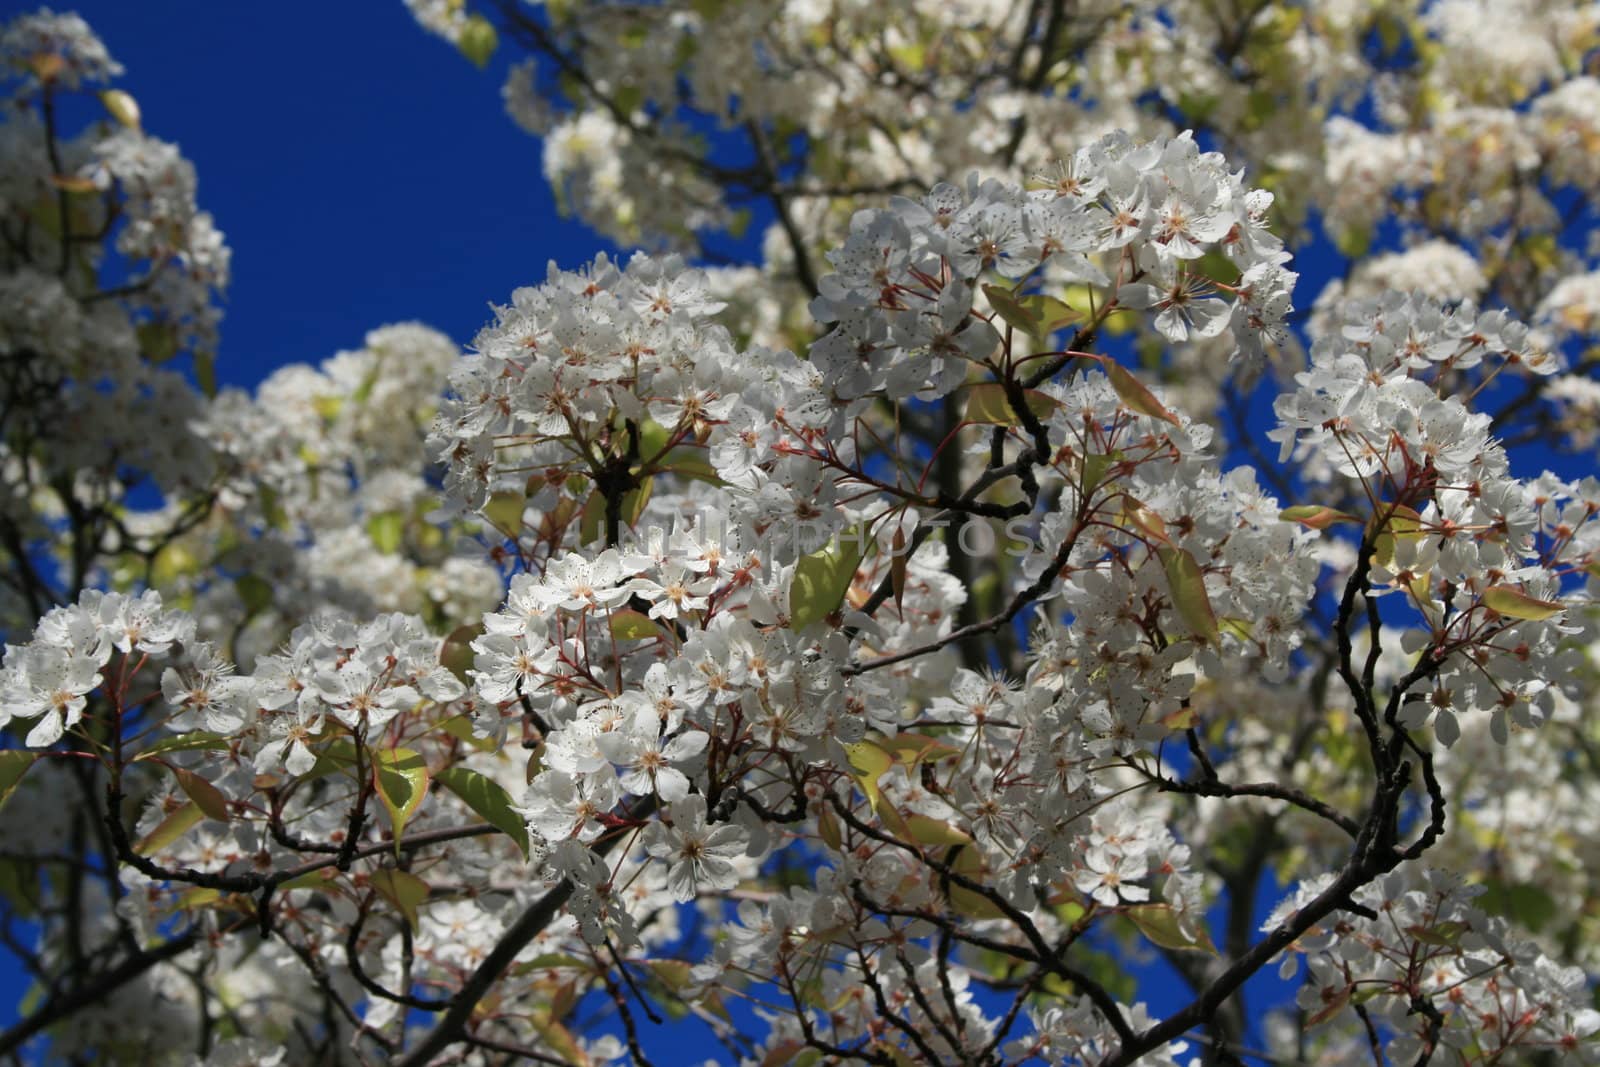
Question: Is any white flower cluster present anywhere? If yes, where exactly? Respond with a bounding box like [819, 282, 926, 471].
[811, 130, 1297, 396]
[1272, 868, 1600, 1064]
[246, 613, 466, 775]
[0, 590, 190, 747]
[0, 8, 121, 88]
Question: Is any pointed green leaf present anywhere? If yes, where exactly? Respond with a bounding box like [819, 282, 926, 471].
[963, 382, 1060, 425]
[789, 536, 865, 631]
[235, 574, 273, 617]
[1306, 984, 1352, 1026]
[903, 814, 972, 848]
[658, 449, 722, 484]
[135, 802, 203, 856]
[1126, 903, 1217, 954]
[373, 748, 429, 849]
[366, 511, 404, 554]
[981, 284, 1041, 336]
[609, 608, 662, 642]
[279, 868, 339, 893]
[440, 623, 484, 687]
[136, 321, 179, 364]
[1408, 920, 1468, 947]
[1105, 360, 1180, 426]
[1022, 293, 1079, 334]
[437, 714, 495, 752]
[1160, 547, 1221, 646]
[879, 732, 962, 767]
[370, 868, 430, 929]
[257, 484, 288, 531]
[0, 857, 40, 917]
[436, 766, 530, 857]
[99, 88, 141, 129]
[176, 887, 223, 909]
[1080, 450, 1120, 495]
[171, 767, 231, 823]
[1279, 505, 1362, 530]
[1477, 880, 1556, 932]
[948, 845, 1006, 918]
[482, 491, 525, 537]
[1482, 585, 1564, 621]
[458, 14, 498, 68]
[843, 740, 894, 813]
[0, 752, 40, 813]
[134, 732, 229, 761]
[194, 350, 216, 398]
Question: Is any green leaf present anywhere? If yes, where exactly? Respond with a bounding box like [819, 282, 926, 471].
[657, 448, 722, 484]
[257, 484, 289, 531]
[609, 608, 662, 642]
[373, 748, 429, 850]
[366, 511, 404, 554]
[1160, 547, 1221, 646]
[370, 868, 430, 929]
[531, 1020, 589, 1066]
[135, 802, 204, 856]
[1219, 616, 1254, 642]
[902, 814, 972, 848]
[982, 284, 1041, 337]
[879, 733, 962, 767]
[0, 857, 40, 918]
[1335, 225, 1372, 259]
[1022, 293, 1079, 334]
[436, 766, 530, 857]
[136, 321, 179, 363]
[843, 740, 894, 813]
[437, 714, 495, 752]
[816, 803, 842, 850]
[1478, 880, 1556, 932]
[176, 887, 222, 909]
[963, 382, 1060, 425]
[788, 535, 865, 630]
[1126, 904, 1217, 954]
[171, 767, 231, 823]
[1306, 984, 1352, 1027]
[1080, 450, 1121, 495]
[1482, 585, 1564, 621]
[235, 574, 273, 617]
[1105, 361, 1180, 426]
[134, 733, 229, 761]
[279, 868, 338, 893]
[99, 88, 141, 129]
[508, 953, 590, 976]
[481, 491, 525, 537]
[0, 752, 40, 813]
[614, 83, 644, 115]
[194, 349, 216, 398]
[1408, 920, 1468, 947]
[947, 845, 1005, 919]
[457, 14, 498, 68]
[1117, 495, 1169, 544]
[1279, 505, 1362, 530]
[1370, 504, 1425, 568]
[439, 623, 483, 687]
[636, 418, 673, 460]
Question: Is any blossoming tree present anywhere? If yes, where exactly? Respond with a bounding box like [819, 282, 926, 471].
[3, 3, 1600, 1064]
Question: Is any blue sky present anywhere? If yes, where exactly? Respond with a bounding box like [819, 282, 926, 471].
[56, 2, 621, 390]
